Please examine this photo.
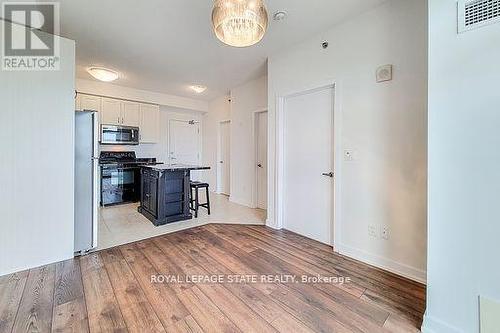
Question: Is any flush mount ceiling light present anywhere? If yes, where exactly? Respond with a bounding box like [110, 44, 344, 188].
[212, 0, 269, 47]
[87, 67, 119, 82]
[190, 85, 207, 93]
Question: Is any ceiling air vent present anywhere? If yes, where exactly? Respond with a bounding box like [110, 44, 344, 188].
[458, 0, 500, 33]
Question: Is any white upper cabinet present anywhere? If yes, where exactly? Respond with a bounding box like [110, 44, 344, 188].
[101, 98, 141, 127]
[101, 98, 122, 125]
[81, 94, 161, 144]
[75, 93, 81, 111]
[121, 101, 140, 127]
[140, 104, 160, 143]
[76, 93, 101, 112]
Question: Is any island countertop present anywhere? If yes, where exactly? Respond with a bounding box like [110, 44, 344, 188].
[139, 163, 210, 226]
[141, 164, 210, 172]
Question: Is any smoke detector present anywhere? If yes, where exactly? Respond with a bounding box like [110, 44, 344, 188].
[273, 11, 288, 21]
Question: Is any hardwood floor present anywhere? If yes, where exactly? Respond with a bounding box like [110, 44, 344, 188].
[0, 225, 426, 333]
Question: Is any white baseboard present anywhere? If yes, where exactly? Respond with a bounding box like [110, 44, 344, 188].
[229, 196, 255, 208]
[336, 243, 427, 284]
[0, 253, 74, 278]
[213, 189, 228, 196]
[422, 314, 462, 333]
[265, 218, 281, 230]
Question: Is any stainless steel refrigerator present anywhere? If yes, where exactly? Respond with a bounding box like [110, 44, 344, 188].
[74, 111, 99, 254]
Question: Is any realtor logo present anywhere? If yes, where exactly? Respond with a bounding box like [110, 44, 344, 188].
[2, 2, 60, 70]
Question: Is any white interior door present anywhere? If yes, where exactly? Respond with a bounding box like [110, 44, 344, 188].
[256, 112, 268, 209]
[284, 87, 334, 245]
[169, 120, 201, 180]
[218, 121, 231, 195]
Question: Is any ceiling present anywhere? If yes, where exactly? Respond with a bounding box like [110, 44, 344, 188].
[57, 0, 386, 100]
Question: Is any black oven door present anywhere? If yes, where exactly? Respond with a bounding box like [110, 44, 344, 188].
[101, 125, 140, 145]
[101, 166, 140, 206]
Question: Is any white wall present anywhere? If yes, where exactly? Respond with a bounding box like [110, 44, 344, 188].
[0, 22, 76, 276]
[100, 105, 203, 163]
[77, 80, 205, 162]
[424, 1, 500, 332]
[202, 95, 231, 190]
[202, 78, 267, 203]
[267, 0, 428, 282]
[76, 79, 209, 112]
[230, 76, 268, 207]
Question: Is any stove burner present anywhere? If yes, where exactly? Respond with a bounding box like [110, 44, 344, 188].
[99, 151, 137, 164]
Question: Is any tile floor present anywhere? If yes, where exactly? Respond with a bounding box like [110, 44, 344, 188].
[97, 192, 267, 250]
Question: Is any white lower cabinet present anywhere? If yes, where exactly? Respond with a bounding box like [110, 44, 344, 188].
[140, 104, 160, 143]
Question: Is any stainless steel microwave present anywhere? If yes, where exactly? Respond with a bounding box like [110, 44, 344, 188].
[101, 125, 140, 145]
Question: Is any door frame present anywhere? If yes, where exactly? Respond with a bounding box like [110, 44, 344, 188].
[275, 82, 342, 248]
[167, 117, 202, 165]
[252, 108, 268, 209]
[217, 119, 231, 195]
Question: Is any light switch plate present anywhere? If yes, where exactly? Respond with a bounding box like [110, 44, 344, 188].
[376, 64, 393, 83]
[381, 226, 390, 240]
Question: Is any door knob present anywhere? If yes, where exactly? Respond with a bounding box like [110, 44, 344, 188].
[257, 164, 262, 168]
[322, 172, 334, 178]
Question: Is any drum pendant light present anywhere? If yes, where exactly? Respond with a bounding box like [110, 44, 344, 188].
[212, 0, 268, 47]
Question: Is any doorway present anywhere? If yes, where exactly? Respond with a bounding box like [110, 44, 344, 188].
[217, 120, 231, 195]
[254, 111, 268, 209]
[168, 119, 201, 180]
[282, 86, 335, 245]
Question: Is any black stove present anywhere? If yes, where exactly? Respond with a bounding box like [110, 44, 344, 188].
[99, 151, 160, 166]
[99, 151, 162, 206]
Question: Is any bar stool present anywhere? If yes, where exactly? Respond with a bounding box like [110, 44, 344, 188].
[190, 181, 211, 218]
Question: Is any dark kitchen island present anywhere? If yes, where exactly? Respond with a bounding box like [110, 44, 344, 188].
[138, 164, 210, 226]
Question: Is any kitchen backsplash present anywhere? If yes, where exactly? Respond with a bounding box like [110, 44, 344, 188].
[99, 143, 166, 160]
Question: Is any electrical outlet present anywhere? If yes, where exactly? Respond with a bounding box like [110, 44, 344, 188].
[381, 226, 390, 240]
[368, 225, 378, 238]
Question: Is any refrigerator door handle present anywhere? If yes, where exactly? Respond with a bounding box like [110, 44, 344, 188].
[91, 157, 99, 249]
